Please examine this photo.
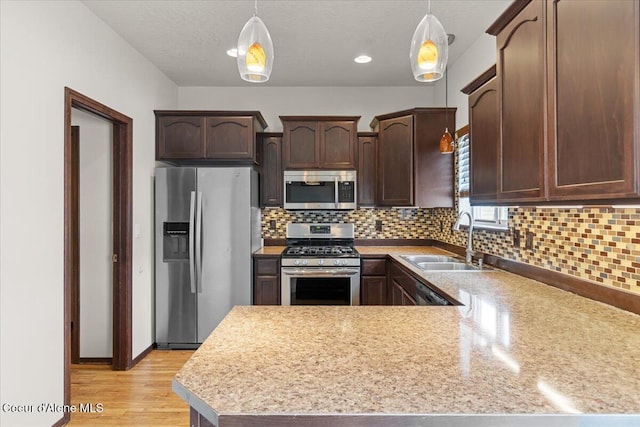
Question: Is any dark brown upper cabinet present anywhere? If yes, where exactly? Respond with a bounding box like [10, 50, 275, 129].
[486, 0, 640, 204]
[461, 66, 499, 205]
[357, 132, 377, 207]
[280, 116, 359, 169]
[371, 108, 455, 208]
[259, 133, 283, 207]
[155, 111, 267, 164]
[546, 0, 640, 201]
[156, 115, 204, 159]
[490, 0, 546, 203]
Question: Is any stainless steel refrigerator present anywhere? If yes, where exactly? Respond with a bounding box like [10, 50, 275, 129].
[155, 167, 261, 348]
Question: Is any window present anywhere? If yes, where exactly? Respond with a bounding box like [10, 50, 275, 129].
[457, 131, 508, 230]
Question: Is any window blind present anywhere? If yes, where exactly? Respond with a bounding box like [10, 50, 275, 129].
[457, 133, 470, 198]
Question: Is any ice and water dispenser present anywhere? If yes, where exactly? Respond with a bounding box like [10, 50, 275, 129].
[162, 222, 189, 261]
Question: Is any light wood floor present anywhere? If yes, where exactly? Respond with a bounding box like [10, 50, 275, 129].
[68, 350, 194, 426]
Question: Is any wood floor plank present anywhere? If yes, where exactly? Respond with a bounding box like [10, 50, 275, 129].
[68, 350, 194, 426]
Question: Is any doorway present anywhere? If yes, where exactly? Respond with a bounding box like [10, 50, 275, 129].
[70, 110, 113, 365]
[63, 87, 133, 418]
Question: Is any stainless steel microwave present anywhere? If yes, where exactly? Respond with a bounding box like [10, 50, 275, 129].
[283, 170, 357, 210]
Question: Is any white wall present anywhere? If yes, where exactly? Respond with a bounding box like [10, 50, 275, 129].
[178, 35, 497, 133]
[179, 86, 439, 131]
[72, 109, 114, 359]
[0, 1, 177, 425]
[434, 34, 498, 130]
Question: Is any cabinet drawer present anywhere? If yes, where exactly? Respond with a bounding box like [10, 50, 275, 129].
[361, 258, 386, 276]
[254, 257, 279, 275]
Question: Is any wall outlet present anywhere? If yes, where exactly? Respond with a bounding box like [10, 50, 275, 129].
[512, 229, 521, 247]
[269, 220, 277, 230]
[525, 231, 535, 251]
[375, 220, 383, 232]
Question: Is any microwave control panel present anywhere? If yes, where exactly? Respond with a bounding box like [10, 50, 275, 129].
[338, 181, 355, 202]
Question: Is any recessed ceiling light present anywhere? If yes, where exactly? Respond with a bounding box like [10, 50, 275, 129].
[354, 55, 372, 64]
[226, 48, 238, 58]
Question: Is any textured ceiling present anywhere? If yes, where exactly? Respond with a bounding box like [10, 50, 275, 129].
[82, 0, 511, 87]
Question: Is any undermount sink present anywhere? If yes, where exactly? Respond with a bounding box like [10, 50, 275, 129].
[400, 255, 489, 272]
[414, 262, 483, 271]
[400, 255, 461, 264]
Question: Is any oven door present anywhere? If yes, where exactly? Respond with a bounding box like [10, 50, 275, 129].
[281, 267, 360, 305]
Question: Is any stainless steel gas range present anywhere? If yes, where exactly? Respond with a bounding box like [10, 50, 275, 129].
[281, 223, 360, 305]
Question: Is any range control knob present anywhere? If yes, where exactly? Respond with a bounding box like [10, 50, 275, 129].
[294, 260, 300, 266]
[318, 259, 325, 266]
[341, 260, 348, 266]
[333, 260, 340, 266]
[302, 260, 308, 266]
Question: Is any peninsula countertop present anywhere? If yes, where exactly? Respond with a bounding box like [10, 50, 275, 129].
[176, 248, 640, 427]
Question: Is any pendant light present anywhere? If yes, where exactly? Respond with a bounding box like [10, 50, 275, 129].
[410, 0, 448, 82]
[236, 0, 273, 83]
[439, 66, 454, 154]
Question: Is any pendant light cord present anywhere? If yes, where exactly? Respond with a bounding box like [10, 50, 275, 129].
[428, 0, 431, 14]
[254, 0, 258, 16]
[445, 66, 448, 131]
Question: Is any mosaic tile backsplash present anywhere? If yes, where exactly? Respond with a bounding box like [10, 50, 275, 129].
[261, 207, 640, 296]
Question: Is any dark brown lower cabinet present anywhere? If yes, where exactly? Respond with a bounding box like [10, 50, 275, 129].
[253, 256, 281, 305]
[190, 407, 215, 427]
[391, 281, 416, 306]
[360, 258, 387, 305]
[388, 263, 417, 306]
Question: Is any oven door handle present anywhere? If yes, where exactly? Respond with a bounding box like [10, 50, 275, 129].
[282, 268, 360, 276]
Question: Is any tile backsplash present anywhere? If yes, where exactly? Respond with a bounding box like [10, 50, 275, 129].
[261, 206, 640, 296]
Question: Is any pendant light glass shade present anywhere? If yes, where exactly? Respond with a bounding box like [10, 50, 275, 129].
[410, 8, 448, 82]
[237, 15, 273, 83]
[439, 128, 454, 154]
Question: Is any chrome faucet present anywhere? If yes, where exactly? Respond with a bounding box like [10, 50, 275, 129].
[453, 210, 475, 264]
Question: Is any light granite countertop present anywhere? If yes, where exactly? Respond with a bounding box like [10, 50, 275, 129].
[176, 247, 640, 427]
[252, 245, 286, 256]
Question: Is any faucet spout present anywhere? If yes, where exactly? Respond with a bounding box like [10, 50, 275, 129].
[453, 211, 475, 263]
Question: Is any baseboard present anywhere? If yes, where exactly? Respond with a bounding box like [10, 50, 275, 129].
[131, 343, 155, 368]
[76, 357, 112, 365]
[51, 414, 68, 427]
[432, 240, 640, 315]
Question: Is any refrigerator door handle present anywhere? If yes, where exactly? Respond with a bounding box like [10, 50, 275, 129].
[195, 191, 203, 293]
[188, 191, 197, 294]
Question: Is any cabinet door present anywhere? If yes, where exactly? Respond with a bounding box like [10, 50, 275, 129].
[283, 121, 320, 168]
[391, 281, 404, 306]
[357, 135, 377, 206]
[497, 0, 546, 202]
[547, 0, 639, 200]
[391, 281, 416, 306]
[253, 257, 281, 305]
[205, 116, 254, 160]
[157, 116, 204, 159]
[260, 136, 283, 207]
[377, 115, 413, 206]
[253, 276, 280, 305]
[321, 121, 357, 169]
[469, 77, 499, 203]
[361, 277, 387, 305]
